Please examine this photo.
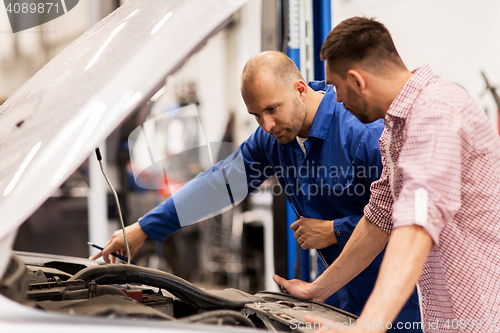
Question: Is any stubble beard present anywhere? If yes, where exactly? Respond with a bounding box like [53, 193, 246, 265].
[345, 87, 373, 124]
[276, 99, 307, 144]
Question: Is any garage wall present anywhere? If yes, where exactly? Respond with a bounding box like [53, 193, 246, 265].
[226, 0, 262, 145]
[146, 0, 261, 152]
[331, 0, 500, 129]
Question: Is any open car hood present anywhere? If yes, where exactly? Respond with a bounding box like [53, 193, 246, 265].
[0, 0, 247, 278]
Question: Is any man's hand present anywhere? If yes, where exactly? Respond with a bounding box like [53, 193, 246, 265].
[273, 274, 326, 302]
[290, 217, 337, 249]
[90, 222, 148, 263]
[277, 216, 389, 307]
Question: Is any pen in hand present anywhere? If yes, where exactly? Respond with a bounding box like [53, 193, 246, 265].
[87, 242, 136, 265]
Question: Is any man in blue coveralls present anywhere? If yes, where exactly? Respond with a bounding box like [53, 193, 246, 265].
[92, 51, 420, 331]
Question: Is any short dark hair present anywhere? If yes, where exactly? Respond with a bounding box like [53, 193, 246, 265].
[320, 17, 405, 78]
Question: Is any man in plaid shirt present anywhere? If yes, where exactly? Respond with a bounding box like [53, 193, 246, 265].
[274, 17, 500, 332]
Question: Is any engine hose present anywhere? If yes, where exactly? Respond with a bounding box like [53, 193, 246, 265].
[69, 264, 250, 310]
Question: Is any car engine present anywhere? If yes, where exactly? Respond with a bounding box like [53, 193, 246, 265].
[0, 253, 357, 332]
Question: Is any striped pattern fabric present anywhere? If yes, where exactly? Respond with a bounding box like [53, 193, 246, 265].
[364, 65, 500, 332]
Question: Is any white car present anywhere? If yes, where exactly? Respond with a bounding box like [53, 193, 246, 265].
[0, 1, 356, 332]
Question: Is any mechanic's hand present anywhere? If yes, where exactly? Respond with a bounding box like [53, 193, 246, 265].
[89, 222, 148, 263]
[273, 274, 324, 302]
[290, 217, 337, 249]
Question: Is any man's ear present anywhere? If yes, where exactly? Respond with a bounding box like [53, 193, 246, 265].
[347, 69, 366, 93]
[294, 80, 308, 101]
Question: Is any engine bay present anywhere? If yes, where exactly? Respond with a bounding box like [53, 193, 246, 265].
[0, 253, 357, 332]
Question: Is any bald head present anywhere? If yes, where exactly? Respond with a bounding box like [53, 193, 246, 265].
[241, 51, 304, 95]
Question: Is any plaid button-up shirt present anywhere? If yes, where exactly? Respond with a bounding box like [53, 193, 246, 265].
[364, 65, 500, 332]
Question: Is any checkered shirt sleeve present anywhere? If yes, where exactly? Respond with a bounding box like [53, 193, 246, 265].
[363, 128, 394, 233]
[391, 97, 462, 244]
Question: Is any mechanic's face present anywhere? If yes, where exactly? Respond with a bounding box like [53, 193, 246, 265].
[325, 63, 379, 124]
[243, 77, 307, 144]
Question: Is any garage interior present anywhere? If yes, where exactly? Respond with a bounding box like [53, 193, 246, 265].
[2, 0, 500, 301]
